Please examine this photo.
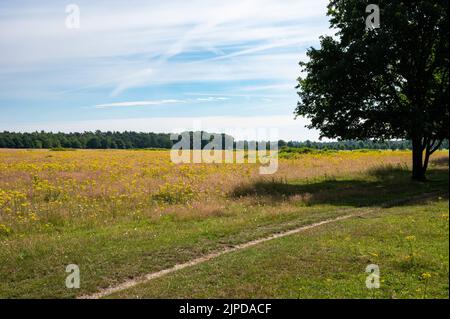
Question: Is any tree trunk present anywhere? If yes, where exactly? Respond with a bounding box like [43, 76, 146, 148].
[411, 136, 426, 181]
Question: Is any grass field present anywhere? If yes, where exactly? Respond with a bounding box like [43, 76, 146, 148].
[109, 200, 449, 299]
[0, 149, 448, 298]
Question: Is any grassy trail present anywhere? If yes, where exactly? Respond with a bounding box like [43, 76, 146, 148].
[0, 150, 448, 298]
[109, 198, 449, 299]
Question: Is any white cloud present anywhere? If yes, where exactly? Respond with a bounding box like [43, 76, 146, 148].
[239, 83, 295, 92]
[0, 0, 330, 97]
[94, 99, 184, 109]
[0, 0, 331, 140]
[93, 97, 230, 109]
[196, 97, 229, 102]
[3, 116, 324, 141]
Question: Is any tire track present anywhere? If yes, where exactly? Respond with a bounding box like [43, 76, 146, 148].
[79, 191, 444, 299]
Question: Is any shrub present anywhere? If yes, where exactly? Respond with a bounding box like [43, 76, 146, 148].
[50, 147, 75, 152]
[152, 182, 196, 204]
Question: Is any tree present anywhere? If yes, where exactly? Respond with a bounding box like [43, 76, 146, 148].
[34, 140, 43, 149]
[295, 0, 449, 180]
[86, 137, 101, 149]
[100, 137, 110, 149]
[70, 138, 82, 149]
[278, 140, 287, 148]
[0, 136, 6, 148]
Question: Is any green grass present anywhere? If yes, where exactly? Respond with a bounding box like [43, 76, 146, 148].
[0, 201, 357, 298]
[0, 165, 448, 298]
[109, 199, 449, 299]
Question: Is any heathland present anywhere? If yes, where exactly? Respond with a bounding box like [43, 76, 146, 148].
[0, 149, 448, 298]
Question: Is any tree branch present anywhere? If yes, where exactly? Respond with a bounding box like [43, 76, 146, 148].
[430, 139, 444, 154]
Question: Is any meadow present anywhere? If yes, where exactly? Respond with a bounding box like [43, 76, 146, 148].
[0, 149, 448, 298]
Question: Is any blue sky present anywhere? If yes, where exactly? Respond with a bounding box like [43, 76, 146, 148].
[0, 0, 332, 140]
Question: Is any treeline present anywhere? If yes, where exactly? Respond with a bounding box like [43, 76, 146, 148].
[0, 131, 448, 150]
[280, 139, 449, 150]
[0, 131, 173, 149]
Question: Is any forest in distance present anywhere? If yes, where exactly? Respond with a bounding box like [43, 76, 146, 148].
[1, 131, 448, 151]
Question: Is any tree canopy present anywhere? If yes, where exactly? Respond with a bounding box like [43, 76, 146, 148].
[295, 0, 449, 180]
[0, 131, 173, 150]
[1, 131, 447, 151]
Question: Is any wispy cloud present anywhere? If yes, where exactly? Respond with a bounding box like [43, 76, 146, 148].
[94, 96, 230, 109]
[0, 0, 330, 137]
[0, 0, 329, 97]
[2, 116, 325, 141]
[94, 99, 184, 109]
[239, 83, 294, 92]
[196, 97, 229, 102]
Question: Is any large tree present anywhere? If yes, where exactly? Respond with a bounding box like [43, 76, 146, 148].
[295, 0, 449, 180]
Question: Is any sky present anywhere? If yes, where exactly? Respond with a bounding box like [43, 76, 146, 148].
[0, 0, 333, 141]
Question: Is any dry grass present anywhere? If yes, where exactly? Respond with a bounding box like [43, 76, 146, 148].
[0, 149, 447, 236]
[0, 148, 448, 298]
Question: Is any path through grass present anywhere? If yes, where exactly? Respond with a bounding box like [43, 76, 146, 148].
[110, 199, 449, 299]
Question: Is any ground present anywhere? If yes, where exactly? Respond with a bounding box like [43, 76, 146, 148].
[0, 149, 448, 298]
[109, 200, 448, 299]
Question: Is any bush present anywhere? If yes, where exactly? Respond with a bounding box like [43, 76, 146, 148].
[50, 147, 75, 152]
[152, 182, 196, 204]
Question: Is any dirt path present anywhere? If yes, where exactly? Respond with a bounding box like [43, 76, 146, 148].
[79, 192, 443, 299]
[79, 212, 363, 299]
